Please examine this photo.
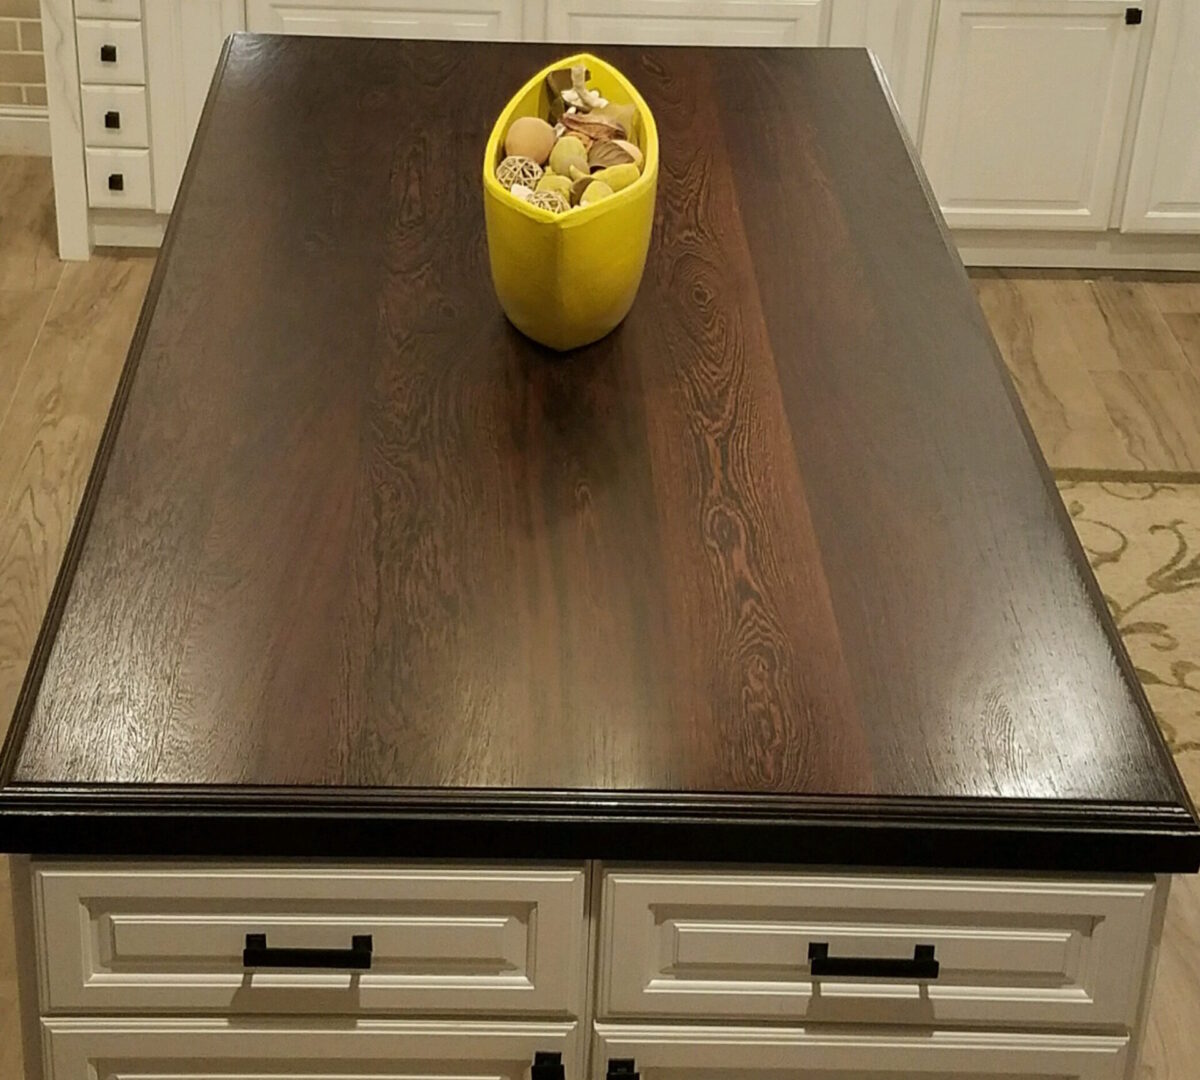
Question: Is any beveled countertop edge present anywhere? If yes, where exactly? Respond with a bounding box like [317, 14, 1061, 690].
[1, 784, 1196, 872]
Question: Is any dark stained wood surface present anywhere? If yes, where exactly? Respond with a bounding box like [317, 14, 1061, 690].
[1, 36, 1196, 867]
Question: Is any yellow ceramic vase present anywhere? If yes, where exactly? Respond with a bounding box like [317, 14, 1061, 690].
[483, 53, 659, 352]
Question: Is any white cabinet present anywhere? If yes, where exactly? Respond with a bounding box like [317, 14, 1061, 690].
[920, 0, 1144, 230]
[245, 0, 528, 41]
[43, 1017, 578, 1080]
[544, 0, 828, 47]
[828, 0, 934, 138]
[1122, 0, 1200, 233]
[144, 0, 245, 213]
[592, 1024, 1129, 1080]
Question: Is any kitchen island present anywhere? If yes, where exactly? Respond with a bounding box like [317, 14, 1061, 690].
[1, 35, 1197, 1080]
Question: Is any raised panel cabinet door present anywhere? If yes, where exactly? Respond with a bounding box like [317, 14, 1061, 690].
[544, 0, 829, 47]
[919, 0, 1144, 230]
[244, 0, 525, 42]
[43, 1018, 577, 1080]
[144, 0, 245, 213]
[592, 1025, 1129, 1080]
[1122, 0, 1200, 232]
[828, 0, 935, 139]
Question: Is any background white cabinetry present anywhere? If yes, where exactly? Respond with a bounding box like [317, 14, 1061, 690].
[544, 0, 827, 47]
[828, 0, 934, 138]
[920, 0, 1142, 231]
[245, 0, 528, 40]
[144, 0, 244, 211]
[1121, 0, 1200, 233]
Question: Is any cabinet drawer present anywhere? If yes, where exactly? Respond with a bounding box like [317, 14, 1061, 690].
[593, 1024, 1128, 1080]
[81, 86, 149, 147]
[85, 148, 152, 209]
[75, 0, 142, 18]
[599, 870, 1157, 1028]
[44, 1017, 577, 1080]
[35, 863, 586, 1017]
[75, 20, 146, 84]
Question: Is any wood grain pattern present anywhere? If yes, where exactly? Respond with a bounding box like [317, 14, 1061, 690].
[1140, 873, 1200, 1080]
[0, 40, 1194, 866]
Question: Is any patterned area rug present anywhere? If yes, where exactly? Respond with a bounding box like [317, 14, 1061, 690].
[1059, 480, 1200, 803]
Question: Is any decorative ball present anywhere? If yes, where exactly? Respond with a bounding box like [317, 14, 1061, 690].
[505, 116, 557, 165]
[496, 155, 544, 192]
[529, 190, 569, 214]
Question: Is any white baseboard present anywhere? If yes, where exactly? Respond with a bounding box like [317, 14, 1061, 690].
[955, 228, 1200, 271]
[0, 106, 51, 156]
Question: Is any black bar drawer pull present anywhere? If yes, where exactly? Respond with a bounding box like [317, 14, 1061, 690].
[243, 932, 373, 970]
[1125, 6, 1142, 24]
[809, 941, 939, 980]
[104, 110, 121, 130]
[107, 173, 124, 192]
[100, 44, 117, 62]
[532, 1052, 565, 1080]
[607, 1061, 639, 1080]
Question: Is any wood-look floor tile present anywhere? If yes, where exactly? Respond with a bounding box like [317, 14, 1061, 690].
[0, 254, 153, 731]
[0, 858, 20, 1080]
[1142, 281, 1200, 316]
[1139, 873, 1200, 1080]
[0, 289, 55, 428]
[974, 276, 1140, 471]
[0, 156, 61, 292]
[1084, 279, 1190, 372]
[1090, 370, 1200, 473]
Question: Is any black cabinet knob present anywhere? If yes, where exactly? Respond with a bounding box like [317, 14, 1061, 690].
[1125, 6, 1142, 23]
[108, 173, 124, 192]
[100, 43, 117, 62]
[607, 1062, 639, 1080]
[104, 110, 121, 130]
[531, 1052, 565, 1080]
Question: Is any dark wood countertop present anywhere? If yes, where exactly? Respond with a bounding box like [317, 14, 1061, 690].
[1, 36, 1196, 870]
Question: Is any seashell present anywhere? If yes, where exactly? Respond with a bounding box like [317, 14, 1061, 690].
[504, 116, 556, 165]
[496, 155, 543, 191]
[561, 111, 624, 144]
[570, 64, 603, 110]
[529, 190, 569, 214]
[588, 138, 644, 171]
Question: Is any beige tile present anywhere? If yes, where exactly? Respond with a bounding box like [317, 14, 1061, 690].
[21, 82, 43, 106]
[0, 21, 17, 51]
[0, 51, 41, 85]
[0, 155, 60, 290]
[1143, 281, 1200, 316]
[0, 0, 38, 18]
[1139, 872, 1200, 1080]
[0, 82, 19, 105]
[975, 275, 1140, 471]
[1084, 279, 1190, 372]
[16, 18, 38, 52]
[0, 253, 153, 730]
[1091, 370, 1200, 473]
[0, 288, 55, 426]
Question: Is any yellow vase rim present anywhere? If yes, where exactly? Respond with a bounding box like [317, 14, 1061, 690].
[483, 52, 659, 227]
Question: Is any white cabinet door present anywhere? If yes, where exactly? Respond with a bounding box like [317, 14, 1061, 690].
[1121, 0, 1200, 232]
[144, 0, 245, 213]
[920, 0, 1144, 230]
[545, 0, 828, 47]
[44, 1018, 577, 1080]
[593, 1025, 1128, 1080]
[828, 0, 934, 139]
[245, 0, 525, 41]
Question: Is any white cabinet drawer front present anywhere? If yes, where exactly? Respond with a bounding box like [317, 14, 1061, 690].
[75, 0, 142, 18]
[36, 864, 586, 1016]
[245, 0, 524, 41]
[44, 1017, 577, 1080]
[592, 1024, 1128, 1080]
[545, 0, 827, 46]
[85, 148, 153, 209]
[599, 871, 1156, 1027]
[81, 86, 149, 147]
[76, 20, 146, 84]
